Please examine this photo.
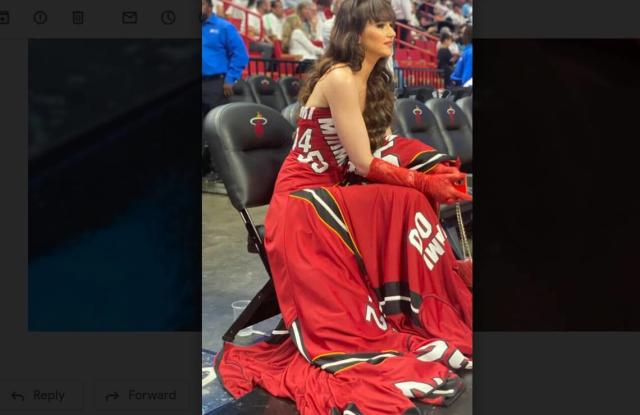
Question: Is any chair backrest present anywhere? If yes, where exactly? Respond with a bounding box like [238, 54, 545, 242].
[414, 86, 438, 103]
[451, 86, 473, 101]
[247, 75, 288, 112]
[278, 76, 302, 106]
[228, 79, 256, 103]
[392, 98, 449, 154]
[456, 95, 472, 128]
[281, 101, 301, 128]
[425, 98, 472, 172]
[203, 103, 294, 211]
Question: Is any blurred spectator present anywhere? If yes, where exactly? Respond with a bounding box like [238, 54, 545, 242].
[263, 0, 286, 40]
[437, 32, 455, 87]
[316, 0, 334, 28]
[391, 0, 420, 44]
[436, 26, 460, 59]
[212, 0, 225, 15]
[242, 0, 275, 59]
[451, 24, 472, 86]
[462, 0, 473, 19]
[230, 0, 251, 20]
[282, 6, 323, 60]
[443, 2, 466, 27]
[284, 0, 304, 9]
[201, 0, 249, 179]
[417, 0, 436, 30]
[307, 2, 323, 41]
[433, 0, 449, 17]
[321, 0, 345, 50]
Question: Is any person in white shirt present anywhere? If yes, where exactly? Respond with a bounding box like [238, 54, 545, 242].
[263, 0, 286, 40]
[241, 0, 275, 59]
[321, 0, 345, 50]
[316, 0, 333, 28]
[391, 0, 420, 44]
[444, 4, 466, 27]
[282, 4, 323, 60]
[241, 0, 270, 37]
[230, 0, 250, 20]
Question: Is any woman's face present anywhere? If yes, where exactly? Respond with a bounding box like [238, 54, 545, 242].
[360, 20, 396, 59]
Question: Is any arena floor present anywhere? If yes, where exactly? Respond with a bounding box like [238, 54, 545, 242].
[202, 192, 472, 414]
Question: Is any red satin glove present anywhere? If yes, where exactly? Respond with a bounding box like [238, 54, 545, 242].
[366, 158, 472, 204]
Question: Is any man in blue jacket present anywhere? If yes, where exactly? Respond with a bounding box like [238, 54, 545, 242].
[202, 0, 249, 117]
[202, 0, 249, 185]
[451, 25, 473, 87]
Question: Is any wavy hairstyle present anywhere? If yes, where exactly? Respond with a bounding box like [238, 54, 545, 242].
[298, 0, 396, 151]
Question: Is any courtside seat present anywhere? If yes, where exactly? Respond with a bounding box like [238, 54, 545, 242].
[247, 75, 288, 112]
[281, 102, 301, 128]
[451, 86, 473, 101]
[456, 96, 472, 128]
[278, 76, 302, 106]
[414, 86, 439, 103]
[228, 79, 256, 104]
[203, 102, 294, 341]
[426, 98, 472, 172]
[393, 98, 449, 154]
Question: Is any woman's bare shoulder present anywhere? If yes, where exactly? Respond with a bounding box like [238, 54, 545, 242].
[320, 64, 355, 85]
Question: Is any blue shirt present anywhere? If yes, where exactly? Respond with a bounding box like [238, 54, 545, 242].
[451, 44, 473, 86]
[202, 14, 249, 85]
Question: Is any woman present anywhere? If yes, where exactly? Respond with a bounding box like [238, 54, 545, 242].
[282, 12, 324, 60]
[216, 1, 472, 413]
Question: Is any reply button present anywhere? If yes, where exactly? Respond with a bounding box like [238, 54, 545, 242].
[94, 381, 188, 411]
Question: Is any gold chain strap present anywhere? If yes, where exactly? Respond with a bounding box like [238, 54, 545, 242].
[455, 202, 472, 259]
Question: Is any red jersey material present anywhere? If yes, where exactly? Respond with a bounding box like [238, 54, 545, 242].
[215, 106, 472, 414]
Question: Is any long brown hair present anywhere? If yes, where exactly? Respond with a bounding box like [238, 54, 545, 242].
[298, 0, 396, 151]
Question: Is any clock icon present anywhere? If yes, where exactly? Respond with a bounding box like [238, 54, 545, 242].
[160, 10, 176, 25]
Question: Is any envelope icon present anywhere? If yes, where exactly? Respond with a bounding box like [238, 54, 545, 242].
[122, 11, 138, 24]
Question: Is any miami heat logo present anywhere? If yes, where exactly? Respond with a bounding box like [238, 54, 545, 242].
[446, 106, 456, 125]
[249, 112, 268, 137]
[412, 106, 423, 124]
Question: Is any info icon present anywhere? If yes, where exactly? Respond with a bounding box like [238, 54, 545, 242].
[0, 11, 9, 25]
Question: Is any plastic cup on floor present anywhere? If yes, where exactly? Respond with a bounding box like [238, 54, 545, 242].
[231, 300, 253, 337]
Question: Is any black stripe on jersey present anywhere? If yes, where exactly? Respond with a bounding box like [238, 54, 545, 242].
[406, 151, 456, 173]
[313, 350, 401, 374]
[373, 282, 424, 326]
[290, 187, 366, 275]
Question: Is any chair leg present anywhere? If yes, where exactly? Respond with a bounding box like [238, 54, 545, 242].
[222, 277, 280, 343]
[442, 222, 465, 260]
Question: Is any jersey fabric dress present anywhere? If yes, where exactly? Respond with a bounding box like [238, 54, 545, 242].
[215, 106, 472, 414]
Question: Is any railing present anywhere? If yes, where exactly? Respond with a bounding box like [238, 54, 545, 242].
[246, 58, 307, 80]
[394, 66, 444, 89]
[394, 21, 438, 64]
[220, 0, 265, 41]
[244, 58, 443, 88]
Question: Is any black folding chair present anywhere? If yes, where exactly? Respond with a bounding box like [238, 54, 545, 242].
[426, 98, 472, 173]
[392, 98, 449, 154]
[203, 102, 294, 341]
[456, 95, 472, 128]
